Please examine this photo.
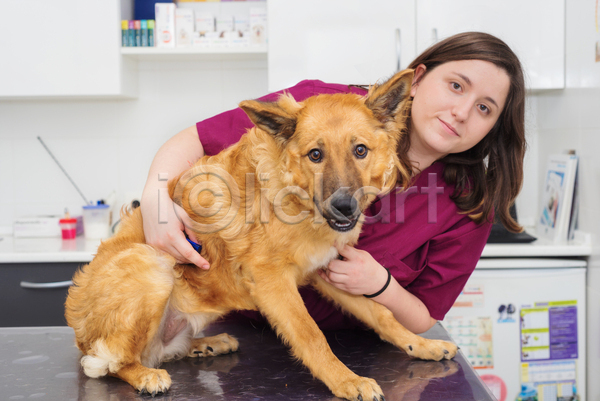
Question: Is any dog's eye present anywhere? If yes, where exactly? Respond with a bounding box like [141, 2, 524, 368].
[308, 149, 323, 163]
[354, 145, 368, 159]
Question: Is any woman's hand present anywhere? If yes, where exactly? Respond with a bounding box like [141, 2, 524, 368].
[140, 125, 210, 269]
[318, 243, 436, 333]
[318, 244, 389, 296]
[141, 187, 210, 269]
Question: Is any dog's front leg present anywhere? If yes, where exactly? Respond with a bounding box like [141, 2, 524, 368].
[250, 270, 384, 401]
[312, 275, 458, 361]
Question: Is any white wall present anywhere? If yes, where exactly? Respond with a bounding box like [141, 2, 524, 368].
[534, 1, 600, 399]
[0, 57, 268, 228]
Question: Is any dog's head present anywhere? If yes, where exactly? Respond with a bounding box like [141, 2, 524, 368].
[240, 69, 413, 233]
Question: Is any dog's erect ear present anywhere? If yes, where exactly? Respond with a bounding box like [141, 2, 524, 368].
[365, 69, 414, 126]
[239, 95, 301, 142]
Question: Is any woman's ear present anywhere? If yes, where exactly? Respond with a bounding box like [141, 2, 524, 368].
[411, 64, 427, 97]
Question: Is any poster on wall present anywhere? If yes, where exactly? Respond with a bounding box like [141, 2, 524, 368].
[520, 360, 577, 401]
[520, 301, 579, 400]
[520, 300, 578, 362]
[444, 316, 494, 369]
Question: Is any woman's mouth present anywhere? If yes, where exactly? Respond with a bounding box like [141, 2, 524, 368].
[439, 119, 459, 137]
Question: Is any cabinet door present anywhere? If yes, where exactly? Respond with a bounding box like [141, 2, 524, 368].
[0, 0, 134, 98]
[0, 263, 79, 327]
[416, 0, 565, 90]
[267, 0, 415, 91]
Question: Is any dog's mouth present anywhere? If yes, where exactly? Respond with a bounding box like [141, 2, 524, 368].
[326, 216, 359, 232]
[315, 193, 362, 233]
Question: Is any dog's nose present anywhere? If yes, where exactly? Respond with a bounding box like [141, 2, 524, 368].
[331, 196, 359, 219]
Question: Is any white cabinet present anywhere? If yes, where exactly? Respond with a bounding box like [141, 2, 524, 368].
[416, 0, 565, 90]
[0, 0, 136, 98]
[267, 0, 416, 92]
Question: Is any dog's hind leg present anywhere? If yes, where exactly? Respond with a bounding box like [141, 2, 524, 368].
[311, 276, 458, 361]
[187, 333, 239, 357]
[72, 244, 181, 394]
[250, 270, 384, 401]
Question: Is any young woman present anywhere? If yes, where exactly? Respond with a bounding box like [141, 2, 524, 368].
[140, 32, 526, 334]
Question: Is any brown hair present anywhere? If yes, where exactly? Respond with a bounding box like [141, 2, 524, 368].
[404, 31, 526, 232]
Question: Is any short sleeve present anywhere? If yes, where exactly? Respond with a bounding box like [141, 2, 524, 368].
[405, 218, 493, 321]
[196, 80, 367, 156]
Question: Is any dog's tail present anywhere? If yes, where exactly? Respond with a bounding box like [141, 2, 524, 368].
[80, 339, 119, 378]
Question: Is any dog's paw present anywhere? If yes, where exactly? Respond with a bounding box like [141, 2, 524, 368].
[332, 375, 384, 401]
[188, 333, 239, 358]
[135, 368, 171, 396]
[404, 338, 457, 361]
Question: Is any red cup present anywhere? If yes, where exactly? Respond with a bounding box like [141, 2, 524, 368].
[59, 218, 78, 239]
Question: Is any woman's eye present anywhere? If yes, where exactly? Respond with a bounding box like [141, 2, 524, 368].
[478, 104, 490, 113]
[452, 82, 462, 91]
[308, 148, 322, 163]
[354, 144, 368, 159]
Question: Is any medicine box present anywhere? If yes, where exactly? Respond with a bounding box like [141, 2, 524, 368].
[175, 8, 194, 47]
[13, 215, 83, 238]
[234, 14, 250, 32]
[250, 8, 267, 45]
[195, 12, 215, 34]
[216, 15, 234, 34]
[155, 3, 176, 48]
[14, 216, 61, 238]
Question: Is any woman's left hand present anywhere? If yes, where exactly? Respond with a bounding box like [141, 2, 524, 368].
[318, 243, 390, 296]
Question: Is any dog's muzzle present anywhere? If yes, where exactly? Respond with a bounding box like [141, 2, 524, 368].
[323, 195, 361, 232]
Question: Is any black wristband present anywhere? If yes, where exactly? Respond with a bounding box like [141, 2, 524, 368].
[363, 268, 391, 298]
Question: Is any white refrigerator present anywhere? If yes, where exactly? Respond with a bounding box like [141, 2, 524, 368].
[443, 258, 586, 401]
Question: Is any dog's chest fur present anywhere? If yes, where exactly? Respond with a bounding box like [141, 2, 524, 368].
[306, 246, 339, 273]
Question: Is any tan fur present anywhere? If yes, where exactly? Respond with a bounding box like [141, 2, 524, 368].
[65, 69, 457, 401]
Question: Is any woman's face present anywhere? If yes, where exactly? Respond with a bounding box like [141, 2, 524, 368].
[409, 59, 510, 164]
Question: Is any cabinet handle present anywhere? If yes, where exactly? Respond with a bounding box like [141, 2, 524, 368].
[432, 28, 438, 43]
[20, 280, 73, 289]
[395, 28, 401, 71]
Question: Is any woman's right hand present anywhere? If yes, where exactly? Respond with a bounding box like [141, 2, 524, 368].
[140, 125, 210, 269]
[141, 188, 210, 269]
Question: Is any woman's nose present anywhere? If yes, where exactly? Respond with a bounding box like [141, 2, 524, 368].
[452, 101, 471, 122]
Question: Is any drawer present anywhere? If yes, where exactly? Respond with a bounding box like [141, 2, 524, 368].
[0, 263, 81, 327]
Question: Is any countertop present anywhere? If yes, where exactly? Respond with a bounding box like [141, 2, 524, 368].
[0, 236, 101, 263]
[0, 229, 592, 264]
[480, 230, 592, 258]
[0, 321, 495, 401]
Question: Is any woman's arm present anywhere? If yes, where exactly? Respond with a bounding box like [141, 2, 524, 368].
[140, 81, 367, 268]
[318, 244, 437, 334]
[140, 125, 210, 269]
[370, 271, 438, 334]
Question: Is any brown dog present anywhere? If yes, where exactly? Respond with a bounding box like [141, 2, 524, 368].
[65, 69, 457, 401]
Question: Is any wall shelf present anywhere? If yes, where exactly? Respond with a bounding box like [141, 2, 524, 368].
[121, 46, 267, 61]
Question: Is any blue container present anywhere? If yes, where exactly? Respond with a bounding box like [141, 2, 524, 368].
[135, 0, 173, 21]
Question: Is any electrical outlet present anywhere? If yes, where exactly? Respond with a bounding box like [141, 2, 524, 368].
[123, 191, 142, 211]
